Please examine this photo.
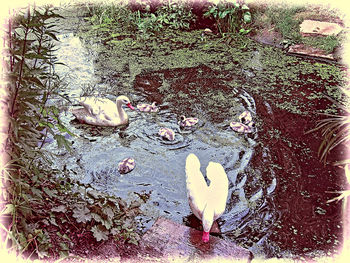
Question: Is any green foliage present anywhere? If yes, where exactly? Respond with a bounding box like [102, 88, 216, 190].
[1, 5, 141, 259]
[307, 88, 350, 204]
[302, 35, 341, 54]
[83, 1, 195, 38]
[69, 189, 142, 245]
[84, 3, 138, 33]
[204, 1, 252, 36]
[1, 5, 73, 258]
[153, 2, 195, 30]
[134, 2, 195, 36]
[6, 6, 72, 158]
[307, 88, 350, 164]
[265, 5, 305, 43]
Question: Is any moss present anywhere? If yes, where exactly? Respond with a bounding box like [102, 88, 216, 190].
[78, 11, 344, 118]
[302, 35, 341, 53]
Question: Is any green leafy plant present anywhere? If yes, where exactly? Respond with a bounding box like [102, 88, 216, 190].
[1, 5, 144, 259]
[204, 1, 252, 36]
[135, 10, 162, 35]
[307, 89, 350, 164]
[265, 5, 304, 43]
[83, 1, 195, 39]
[134, 1, 195, 36]
[307, 88, 350, 202]
[6, 6, 72, 158]
[71, 189, 142, 245]
[1, 5, 72, 259]
[84, 3, 138, 34]
[155, 1, 195, 30]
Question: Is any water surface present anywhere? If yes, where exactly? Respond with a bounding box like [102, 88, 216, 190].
[44, 30, 344, 259]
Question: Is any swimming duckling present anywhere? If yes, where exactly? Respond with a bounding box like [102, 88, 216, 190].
[137, 102, 159, 113]
[238, 111, 252, 124]
[230, 121, 254, 133]
[178, 115, 199, 128]
[231, 110, 255, 133]
[118, 157, 135, 174]
[158, 127, 175, 141]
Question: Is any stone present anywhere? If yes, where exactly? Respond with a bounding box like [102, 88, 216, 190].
[140, 217, 253, 262]
[288, 44, 335, 60]
[300, 20, 343, 36]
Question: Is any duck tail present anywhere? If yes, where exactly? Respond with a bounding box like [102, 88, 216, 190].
[186, 153, 201, 174]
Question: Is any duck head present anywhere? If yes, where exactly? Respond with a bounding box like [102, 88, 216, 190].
[117, 95, 135, 110]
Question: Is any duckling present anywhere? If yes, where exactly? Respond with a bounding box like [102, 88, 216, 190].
[137, 102, 159, 113]
[178, 115, 199, 128]
[230, 121, 254, 133]
[231, 110, 255, 133]
[239, 111, 252, 124]
[158, 127, 175, 141]
[118, 157, 135, 174]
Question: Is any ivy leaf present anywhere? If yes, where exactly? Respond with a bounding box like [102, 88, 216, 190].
[49, 216, 58, 226]
[91, 212, 103, 223]
[102, 207, 114, 220]
[91, 225, 109, 241]
[110, 227, 119, 235]
[101, 218, 113, 230]
[59, 250, 69, 258]
[72, 206, 91, 223]
[219, 10, 230, 19]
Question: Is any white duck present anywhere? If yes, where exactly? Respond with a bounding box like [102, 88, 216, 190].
[71, 95, 135, 126]
[185, 153, 228, 243]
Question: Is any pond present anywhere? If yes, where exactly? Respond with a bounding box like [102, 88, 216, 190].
[43, 13, 345, 259]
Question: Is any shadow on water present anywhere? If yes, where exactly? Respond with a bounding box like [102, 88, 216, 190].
[45, 32, 344, 258]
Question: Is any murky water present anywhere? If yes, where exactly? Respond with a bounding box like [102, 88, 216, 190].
[44, 32, 343, 258]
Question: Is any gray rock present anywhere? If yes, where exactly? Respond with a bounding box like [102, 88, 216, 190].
[140, 217, 253, 262]
[300, 20, 343, 36]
